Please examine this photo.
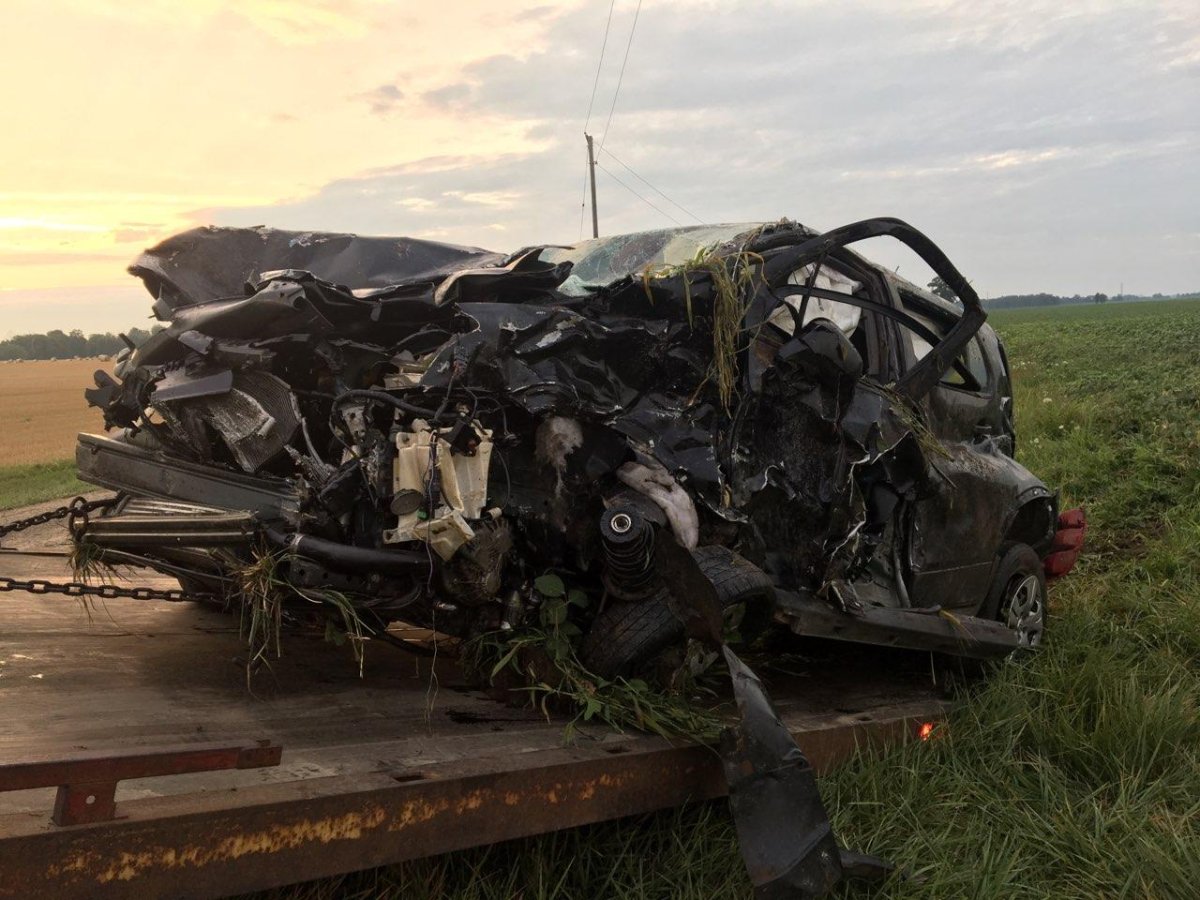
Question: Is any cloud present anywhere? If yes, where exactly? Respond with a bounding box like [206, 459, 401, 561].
[63, 0, 389, 44]
[0, 251, 124, 266]
[111, 223, 170, 243]
[357, 84, 405, 116]
[422, 82, 474, 107]
[19, 0, 1200, 319]
[442, 190, 523, 209]
[0, 218, 108, 234]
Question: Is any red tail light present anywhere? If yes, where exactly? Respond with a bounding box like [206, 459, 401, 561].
[1044, 507, 1086, 580]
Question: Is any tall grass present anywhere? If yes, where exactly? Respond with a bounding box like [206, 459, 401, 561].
[247, 299, 1200, 900]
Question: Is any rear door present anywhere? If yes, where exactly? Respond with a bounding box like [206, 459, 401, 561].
[889, 287, 1013, 608]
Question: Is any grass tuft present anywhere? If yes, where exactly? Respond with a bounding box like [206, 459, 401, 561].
[236, 549, 287, 685]
[233, 548, 376, 684]
[643, 246, 764, 409]
[464, 629, 724, 744]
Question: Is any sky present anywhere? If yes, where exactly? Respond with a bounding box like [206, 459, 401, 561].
[1, 0, 1197, 335]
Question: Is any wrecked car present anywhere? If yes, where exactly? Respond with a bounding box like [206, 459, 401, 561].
[75, 217, 1086, 675]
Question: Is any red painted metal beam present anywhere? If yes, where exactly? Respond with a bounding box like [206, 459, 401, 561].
[0, 704, 940, 900]
[0, 741, 281, 826]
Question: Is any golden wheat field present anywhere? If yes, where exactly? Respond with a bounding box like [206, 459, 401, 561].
[0, 358, 113, 465]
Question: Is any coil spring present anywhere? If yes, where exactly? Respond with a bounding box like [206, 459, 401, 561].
[600, 507, 656, 599]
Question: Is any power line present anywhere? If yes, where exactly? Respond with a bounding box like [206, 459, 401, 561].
[600, 146, 704, 225]
[598, 0, 643, 152]
[582, 0, 617, 134]
[595, 160, 683, 226]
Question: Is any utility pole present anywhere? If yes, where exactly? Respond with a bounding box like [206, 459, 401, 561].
[585, 133, 599, 238]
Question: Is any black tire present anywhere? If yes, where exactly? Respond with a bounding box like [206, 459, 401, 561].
[580, 545, 775, 678]
[691, 544, 778, 644]
[982, 541, 1048, 649]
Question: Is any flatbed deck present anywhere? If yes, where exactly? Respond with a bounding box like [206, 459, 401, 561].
[0, 503, 948, 899]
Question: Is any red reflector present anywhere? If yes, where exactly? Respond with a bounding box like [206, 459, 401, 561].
[1058, 508, 1086, 529]
[1053, 528, 1086, 552]
[1044, 550, 1079, 578]
[918, 722, 935, 741]
[1046, 508, 1086, 580]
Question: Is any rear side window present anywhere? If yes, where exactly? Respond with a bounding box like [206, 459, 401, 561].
[898, 292, 988, 391]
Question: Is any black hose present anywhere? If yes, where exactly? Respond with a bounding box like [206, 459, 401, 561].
[263, 527, 430, 574]
[331, 388, 445, 420]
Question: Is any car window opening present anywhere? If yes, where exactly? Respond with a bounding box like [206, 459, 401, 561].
[899, 290, 987, 391]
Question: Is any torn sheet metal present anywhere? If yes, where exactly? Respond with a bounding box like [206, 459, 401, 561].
[128, 225, 506, 313]
[657, 535, 889, 896]
[721, 645, 845, 898]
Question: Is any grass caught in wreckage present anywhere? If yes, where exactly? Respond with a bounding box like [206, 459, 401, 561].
[244, 299, 1200, 899]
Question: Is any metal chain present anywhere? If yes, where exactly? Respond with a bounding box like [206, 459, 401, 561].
[1, 501, 72, 539]
[0, 576, 188, 602]
[0, 494, 192, 602]
[0, 496, 116, 540]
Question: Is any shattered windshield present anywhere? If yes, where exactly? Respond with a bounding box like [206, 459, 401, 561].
[542, 224, 761, 296]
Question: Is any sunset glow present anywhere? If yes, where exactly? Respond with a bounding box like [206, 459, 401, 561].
[0, 0, 570, 326]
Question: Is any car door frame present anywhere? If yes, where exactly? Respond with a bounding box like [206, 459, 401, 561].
[749, 218, 1000, 609]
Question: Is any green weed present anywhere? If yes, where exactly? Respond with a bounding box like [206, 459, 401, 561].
[463, 573, 723, 743]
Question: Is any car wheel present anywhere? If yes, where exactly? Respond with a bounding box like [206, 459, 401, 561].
[985, 542, 1047, 650]
[579, 545, 775, 679]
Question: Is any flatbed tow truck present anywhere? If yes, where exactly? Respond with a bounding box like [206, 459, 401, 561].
[0, 499, 947, 900]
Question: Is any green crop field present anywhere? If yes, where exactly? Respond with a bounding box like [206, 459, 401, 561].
[244, 298, 1200, 900]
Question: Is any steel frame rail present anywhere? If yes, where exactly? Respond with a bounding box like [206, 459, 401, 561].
[0, 701, 942, 899]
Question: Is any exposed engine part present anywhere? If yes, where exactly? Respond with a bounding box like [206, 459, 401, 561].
[288, 558, 421, 612]
[535, 415, 583, 495]
[442, 417, 484, 456]
[616, 460, 699, 549]
[390, 489, 424, 515]
[385, 418, 494, 559]
[499, 588, 525, 631]
[438, 518, 513, 606]
[600, 506, 658, 601]
[333, 389, 443, 423]
[263, 527, 427, 574]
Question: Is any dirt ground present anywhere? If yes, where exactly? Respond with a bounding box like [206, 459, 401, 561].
[0, 358, 112, 464]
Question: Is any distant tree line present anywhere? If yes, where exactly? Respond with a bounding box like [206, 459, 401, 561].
[0, 327, 161, 361]
[919, 279, 1198, 311]
[984, 291, 1198, 310]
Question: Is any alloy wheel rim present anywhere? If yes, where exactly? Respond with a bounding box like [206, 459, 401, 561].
[1002, 573, 1045, 648]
